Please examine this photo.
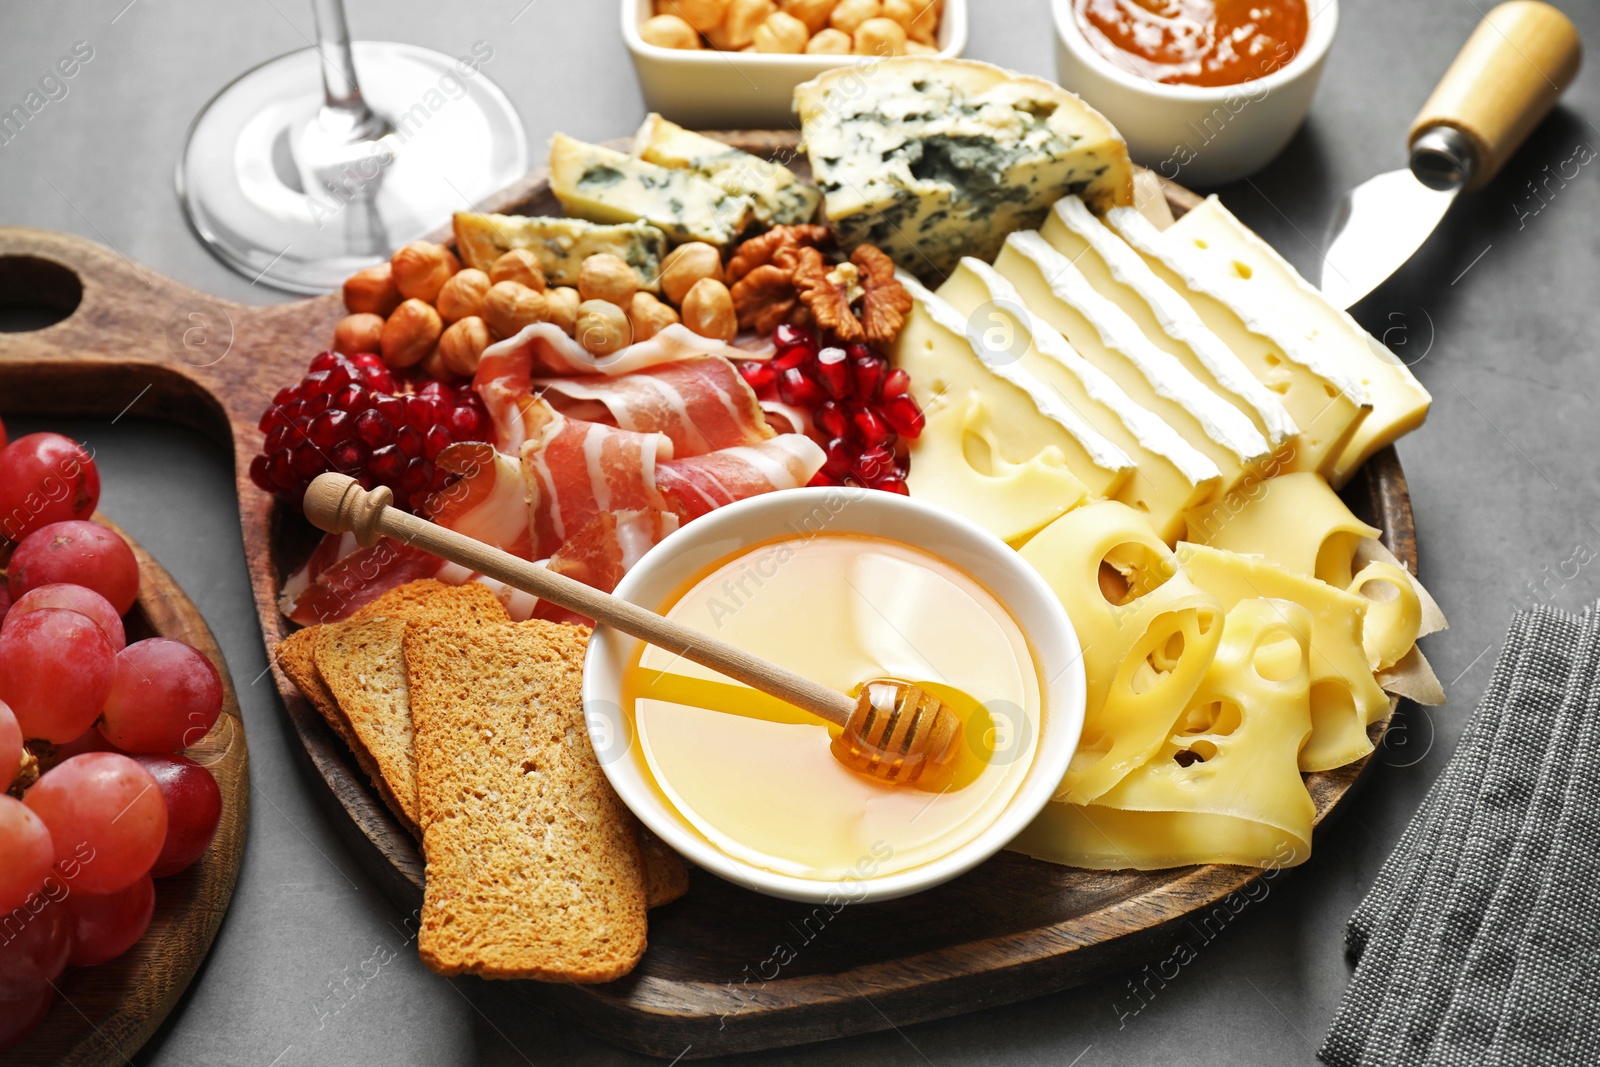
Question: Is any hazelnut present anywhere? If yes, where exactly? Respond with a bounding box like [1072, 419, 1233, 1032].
[576, 300, 633, 357]
[805, 27, 853, 53]
[380, 299, 442, 369]
[578, 254, 639, 308]
[420, 347, 455, 383]
[854, 16, 906, 55]
[333, 312, 386, 356]
[435, 268, 491, 323]
[828, 0, 880, 34]
[754, 11, 809, 51]
[669, 0, 731, 33]
[488, 248, 547, 291]
[880, 0, 915, 28]
[659, 242, 725, 306]
[781, 0, 836, 34]
[438, 316, 491, 378]
[710, 0, 775, 49]
[342, 264, 402, 316]
[389, 241, 460, 304]
[544, 286, 581, 336]
[483, 281, 548, 339]
[680, 278, 737, 342]
[905, 39, 937, 54]
[641, 13, 702, 48]
[629, 292, 681, 342]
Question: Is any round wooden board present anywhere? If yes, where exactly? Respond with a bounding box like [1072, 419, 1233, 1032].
[3, 518, 249, 1066]
[0, 132, 1411, 1059]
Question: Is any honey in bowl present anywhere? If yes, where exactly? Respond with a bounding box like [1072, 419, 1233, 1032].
[1074, 0, 1309, 88]
[623, 532, 1042, 882]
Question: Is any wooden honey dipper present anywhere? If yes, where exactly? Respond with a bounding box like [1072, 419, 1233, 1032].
[302, 472, 964, 787]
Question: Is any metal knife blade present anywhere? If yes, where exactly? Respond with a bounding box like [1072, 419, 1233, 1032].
[1318, 168, 1459, 310]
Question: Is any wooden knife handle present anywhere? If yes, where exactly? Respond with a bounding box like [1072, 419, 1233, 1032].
[1409, 1, 1582, 190]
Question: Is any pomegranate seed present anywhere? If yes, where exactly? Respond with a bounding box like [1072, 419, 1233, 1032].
[329, 439, 367, 472]
[738, 360, 776, 393]
[401, 458, 433, 495]
[309, 351, 341, 372]
[258, 407, 284, 434]
[248, 455, 272, 492]
[395, 425, 425, 459]
[303, 393, 331, 417]
[822, 437, 858, 479]
[373, 395, 405, 425]
[852, 353, 888, 402]
[355, 409, 393, 448]
[423, 425, 452, 461]
[873, 472, 910, 495]
[854, 444, 895, 482]
[307, 409, 352, 448]
[428, 468, 454, 492]
[772, 348, 811, 374]
[290, 444, 324, 478]
[273, 386, 295, 407]
[418, 380, 451, 402]
[267, 453, 298, 492]
[814, 347, 854, 400]
[815, 400, 850, 440]
[332, 383, 370, 413]
[773, 324, 815, 351]
[369, 445, 405, 484]
[777, 367, 825, 407]
[851, 407, 893, 448]
[807, 470, 838, 488]
[882, 368, 911, 399]
[448, 406, 486, 441]
[880, 394, 925, 439]
[264, 426, 291, 455]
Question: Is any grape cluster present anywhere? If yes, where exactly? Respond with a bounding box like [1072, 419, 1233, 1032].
[737, 324, 925, 495]
[0, 420, 225, 1052]
[249, 351, 491, 512]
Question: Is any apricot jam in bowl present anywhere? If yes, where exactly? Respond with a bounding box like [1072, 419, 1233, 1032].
[1051, 0, 1339, 185]
[583, 487, 1085, 904]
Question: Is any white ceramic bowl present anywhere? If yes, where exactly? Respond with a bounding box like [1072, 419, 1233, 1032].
[583, 487, 1085, 903]
[622, 0, 969, 129]
[1051, 0, 1338, 186]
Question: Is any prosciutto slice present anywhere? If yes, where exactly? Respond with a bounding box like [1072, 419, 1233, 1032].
[422, 442, 533, 559]
[536, 357, 773, 458]
[656, 435, 826, 520]
[547, 509, 681, 595]
[279, 534, 443, 625]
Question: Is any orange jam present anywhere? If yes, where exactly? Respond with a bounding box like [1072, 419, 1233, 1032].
[1074, 0, 1308, 88]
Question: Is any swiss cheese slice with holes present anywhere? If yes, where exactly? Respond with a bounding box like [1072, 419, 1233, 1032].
[1019, 501, 1224, 804]
[1012, 597, 1316, 870]
[1175, 542, 1387, 772]
[907, 391, 1090, 545]
[1160, 198, 1431, 485]
[937, 260, 1222, 542]
[994, 230, 1274, 496]
[1039, 196, 1299, 452]
[894, 272, 1134, 501]
[1108, 205, 1372, 482]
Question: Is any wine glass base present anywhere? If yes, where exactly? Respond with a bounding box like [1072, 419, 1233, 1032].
[177, 41, 527, 295]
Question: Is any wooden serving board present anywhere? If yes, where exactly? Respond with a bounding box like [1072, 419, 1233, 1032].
[2, 519, 249, 1067]
[0, 132, 1413, 1060]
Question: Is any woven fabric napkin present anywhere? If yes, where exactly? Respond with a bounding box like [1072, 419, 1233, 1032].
[1321, 605, 1600, 1067]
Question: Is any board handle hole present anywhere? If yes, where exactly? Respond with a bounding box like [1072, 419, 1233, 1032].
[0, 255, 84, 332]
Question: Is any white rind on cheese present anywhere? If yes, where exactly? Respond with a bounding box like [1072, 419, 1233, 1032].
[1044, 196, 1299, 447]
[998, 232, 1273, 478]
[548, 133, 752, 246]
[795, 58, 1132, 276]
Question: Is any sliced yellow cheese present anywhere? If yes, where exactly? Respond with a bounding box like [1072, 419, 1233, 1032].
[937, 260, 1222, 542]
[1350, 563, 1423, 671]
[1176, 542, 1388, 772]
[1012, 597, 1316, 870]
[1019, 502, 1224, 804]
[1108, 205, 1372, 482]
[995, 232, 1274, 495]
[894, 273, 1134, 500]
[1163, 198, 1432, 485]
[1040, 196, 1299, 450]
[907, 391, 1090, 546]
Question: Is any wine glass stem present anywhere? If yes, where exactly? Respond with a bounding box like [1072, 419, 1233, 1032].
[309, 0, 387, 142]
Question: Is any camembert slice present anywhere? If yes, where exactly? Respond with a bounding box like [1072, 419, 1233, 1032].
[548, 133, 752, 246]
[631, 114, 821, 228]
[794, 58, 1132, 275]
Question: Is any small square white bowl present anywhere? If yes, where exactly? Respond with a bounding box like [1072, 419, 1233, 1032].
[622, 0, 969, 130]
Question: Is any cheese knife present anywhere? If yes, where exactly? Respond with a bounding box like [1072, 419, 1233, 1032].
[1318, 0, 1582, 310]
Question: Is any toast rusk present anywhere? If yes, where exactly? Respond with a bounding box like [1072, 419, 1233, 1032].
[406, 621, 648, 983]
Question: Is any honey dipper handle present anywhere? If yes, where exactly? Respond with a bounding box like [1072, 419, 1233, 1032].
[302, 473, 858, 728]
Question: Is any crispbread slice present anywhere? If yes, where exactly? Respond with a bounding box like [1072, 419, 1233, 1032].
[276, 626, 360, 753]
[635, 823, 690, 908]
[315, 619, 419, 835]
[407, 621, 647, 983]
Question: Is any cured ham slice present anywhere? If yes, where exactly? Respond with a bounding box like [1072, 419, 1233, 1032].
[656, 435, 826, 520]
[279, 534, 443, 625]
[422, 442, 533, 559]
[519, 400, 673, 559]
[547, 509, 681, 595]
[537, 357, 773, 458]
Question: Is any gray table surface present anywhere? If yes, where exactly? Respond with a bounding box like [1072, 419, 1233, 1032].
[2, 0, 1597, 1063]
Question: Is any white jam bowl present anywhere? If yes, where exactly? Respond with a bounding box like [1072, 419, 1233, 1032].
[1051, 0, 1339, 187]
[583, 487, 1085, 903]
[621, 0, 969, 130]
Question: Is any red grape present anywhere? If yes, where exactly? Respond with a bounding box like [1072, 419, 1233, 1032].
[133, 755, 222, 877]
[7, 520, 139, 614]
[65, 874, 154, 967]
[5, 584, 126, 651]
[0, 699, 21, 792]
[0, 585, 10, 629]
[0, 897, 71, 1000]
[45, 726, 118, 765]
[0, 608, 117, 743]
[0, 433, 99, 543]
[24, 754, 168, 894]
[99, 640, 224, 754]
[0, 415, 7, 451]
[0, 795, 55, 914]
[0, 986, 52, 1052]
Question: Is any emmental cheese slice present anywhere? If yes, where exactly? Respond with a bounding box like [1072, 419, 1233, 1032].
[1040, 196, 1299, 450]
[937, 260, 1222, 542]
[548, 133, 752, 246]
[794, 58, 1132, 276]
[1108, 205, 1372, 482]
[631, 114, 821, 228]
[894, 273, 1134, 501]
[1161, 198, 1431, 485]
[995, 231, 1274, 497]
[1013, 597, 1316, 871]
[1175, 542, 1389, 772]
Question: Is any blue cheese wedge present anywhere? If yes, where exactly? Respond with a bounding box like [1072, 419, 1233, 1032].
[451, 213, 669, 291]
[794, 58, 1133, 276]
[631, 114, 821, 228]
[548, 133, 752, 246]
